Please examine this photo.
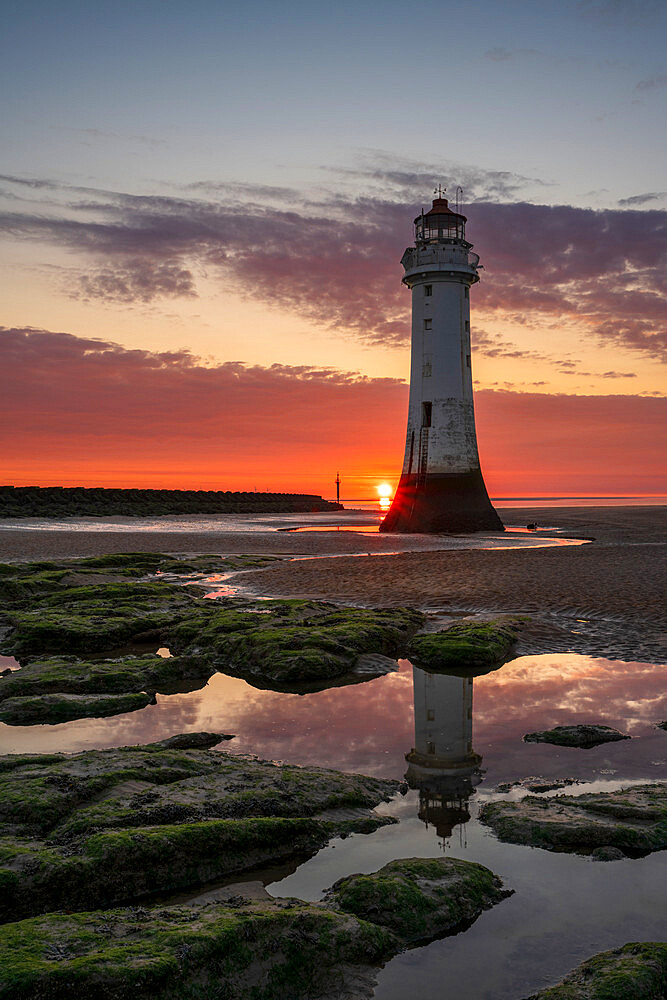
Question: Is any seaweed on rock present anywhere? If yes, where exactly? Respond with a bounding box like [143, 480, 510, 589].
[523, 941, 667, 999]
[480, 783, 667, 857]
[324, 856, 512, 943]
[0, 554, 426, 722]
[407, 618, 524, 673]
[0, 856, 513, 1000]
[0, 691, 153, 725]
[0, 736, 400, 923]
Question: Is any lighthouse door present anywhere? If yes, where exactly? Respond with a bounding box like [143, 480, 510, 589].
[418, 427, 429, 484]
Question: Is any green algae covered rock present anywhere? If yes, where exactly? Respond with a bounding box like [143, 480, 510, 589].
[325, 856, 512, 943]
[0, 691, 152, 725]
[407, 618, 523, 673]
[523, 942, 667, 999]
[0, 554, 426, 717]
[0, 899, 396, 1000]
[523, 724, 630, 749]
[2, 580, 207, 659]
[0, 736, 400, 923]
[178, 603, 425, 686]
[480, 783, 667, 857]
[0, 654, 213, 702]
[0, 851, 515, 1000]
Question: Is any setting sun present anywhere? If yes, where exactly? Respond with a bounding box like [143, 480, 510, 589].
[376, 483, 393, 498]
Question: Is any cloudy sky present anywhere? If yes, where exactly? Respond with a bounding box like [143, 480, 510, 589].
[1, 0, 665, 496]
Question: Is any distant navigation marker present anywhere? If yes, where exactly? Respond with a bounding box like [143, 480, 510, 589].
[335, 471, 340, 504]
[380, 192, 503, 533]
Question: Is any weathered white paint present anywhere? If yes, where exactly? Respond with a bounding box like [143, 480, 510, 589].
[400, 240, 482, 477]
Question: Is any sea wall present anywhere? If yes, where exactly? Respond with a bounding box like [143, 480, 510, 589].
[0, 486, 343, 518]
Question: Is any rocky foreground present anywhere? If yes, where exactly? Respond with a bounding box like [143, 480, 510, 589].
[0, 552, 522, 724]
[480, 783, 667, 857]
[524, 942, 667, 999]
[0, 733, 401, 923]
[0, 855, 509, 1000]
[0, 734, 513, 999]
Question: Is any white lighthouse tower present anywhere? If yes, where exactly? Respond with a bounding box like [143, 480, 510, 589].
[381, 190, 503, 533]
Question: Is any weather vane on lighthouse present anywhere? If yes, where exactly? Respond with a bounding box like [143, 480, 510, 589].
[380, 187, 503, 533]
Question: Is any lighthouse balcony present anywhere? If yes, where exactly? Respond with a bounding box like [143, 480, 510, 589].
[401, 245, 480, 279]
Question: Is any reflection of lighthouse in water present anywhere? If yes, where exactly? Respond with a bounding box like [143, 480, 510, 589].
[405, 667, 482, 844]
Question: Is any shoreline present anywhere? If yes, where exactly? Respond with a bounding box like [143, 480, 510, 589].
[0, 507, 664, 663]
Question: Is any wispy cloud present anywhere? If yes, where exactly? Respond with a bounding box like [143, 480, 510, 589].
[618, 191, 667, 206]
[0, 168, 665, 359]
[635, 72, 667, 91]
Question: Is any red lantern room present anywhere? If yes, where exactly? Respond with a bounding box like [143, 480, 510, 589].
[415, 196, 467, 244]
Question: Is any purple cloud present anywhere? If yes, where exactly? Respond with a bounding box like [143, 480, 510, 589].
[0, 173, 665, 359]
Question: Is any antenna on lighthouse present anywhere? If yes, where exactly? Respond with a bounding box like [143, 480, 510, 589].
[456, 185, 463, 215]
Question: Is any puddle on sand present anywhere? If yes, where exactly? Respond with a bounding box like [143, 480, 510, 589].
[281, 525, 588, 551]
[1, 652, 664, 780]
[0, 652, 664, 998]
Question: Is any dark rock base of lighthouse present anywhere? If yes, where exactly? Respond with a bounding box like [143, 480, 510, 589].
[380, 471, 504, 534]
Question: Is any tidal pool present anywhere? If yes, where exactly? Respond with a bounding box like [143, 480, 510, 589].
[0, 652, 664, 998]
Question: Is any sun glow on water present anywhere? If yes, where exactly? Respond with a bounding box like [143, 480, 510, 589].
[377, 482, 393, 511]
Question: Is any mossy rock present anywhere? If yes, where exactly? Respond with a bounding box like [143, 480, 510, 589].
[523, 724, 630, 748]
[0, 737, 400, 922]
[0, 554, 425, 693]
[325, 856, 511, 943]
[0, 691, 152, 725]
[2, 581, 207, 659]
[174, 602, 425, 686]
[523, 941, 667, 999]
[0, 897, 393, 1000]
[0, 849, 514, 1000]
[407, 618, 523, 673]
[0, 653, 214, 705]
[480, 783, 667, 856]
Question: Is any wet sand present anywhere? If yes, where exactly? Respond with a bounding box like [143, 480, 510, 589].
[0, 506, 664, 661]
[229, 507, 667, 662]
[229, 507, 665, 615]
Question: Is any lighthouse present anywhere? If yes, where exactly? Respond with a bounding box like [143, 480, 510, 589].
[380, 190, 503, 533]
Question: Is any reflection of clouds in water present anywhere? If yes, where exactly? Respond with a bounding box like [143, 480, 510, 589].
[1, 655, 664, 784]
[475, 654, 667, 736]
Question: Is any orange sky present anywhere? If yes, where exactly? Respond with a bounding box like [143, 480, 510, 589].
[3, 328, 665, 499]
[1, 1, 666, 501]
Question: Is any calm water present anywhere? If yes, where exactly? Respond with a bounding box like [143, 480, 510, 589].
[1, 651, 665, 996]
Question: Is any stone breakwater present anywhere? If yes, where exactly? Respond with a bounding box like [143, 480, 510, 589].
[0, 485, 343, 518]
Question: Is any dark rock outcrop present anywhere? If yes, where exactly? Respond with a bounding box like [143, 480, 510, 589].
[0, 484, 343, 518]
[523, 941, 667, 999]
[523, 724, 630, 749]
[480, 782, 667, 857]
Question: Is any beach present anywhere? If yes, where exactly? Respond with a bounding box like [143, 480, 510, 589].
[1, 505, 664, 662]
[1, 504, 665, 999]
